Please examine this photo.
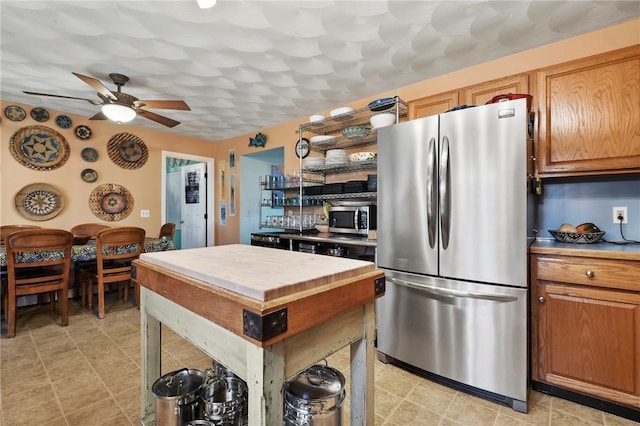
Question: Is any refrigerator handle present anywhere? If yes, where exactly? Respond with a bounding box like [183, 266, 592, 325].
[387, 277, 518, 303]
[426, 137, 437, 248]
[439, 136, 451, 249]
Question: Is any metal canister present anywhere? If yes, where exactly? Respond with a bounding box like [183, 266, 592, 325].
[284, 364, 346, 426]
[152, 368, 206, 426]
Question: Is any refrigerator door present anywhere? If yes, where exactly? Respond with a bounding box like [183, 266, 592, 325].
[377, 115, 439, 275]
[376, 269, 528, 407]
[439, 99, 528, 287]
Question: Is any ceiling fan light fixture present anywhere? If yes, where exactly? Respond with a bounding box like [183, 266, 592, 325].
[197, 0, 216, 8]
[102, 103, 136, 123]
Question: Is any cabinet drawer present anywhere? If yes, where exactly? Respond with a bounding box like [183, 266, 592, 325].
[535, 255, 640, 291]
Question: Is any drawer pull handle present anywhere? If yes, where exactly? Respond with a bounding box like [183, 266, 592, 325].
[538, 296, 545, 303]
[585, 270, 595, 278]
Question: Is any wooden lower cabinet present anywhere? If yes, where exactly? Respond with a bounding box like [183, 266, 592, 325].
[531, 253, 640, 409]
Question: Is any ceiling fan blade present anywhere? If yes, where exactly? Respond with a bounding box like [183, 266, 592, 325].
[72, 72, 117, 101]
[134, 100, 191, 110]
[89, 111, 108, 120]
[136, 109, 180, 128]
[23, 91, 101, 105]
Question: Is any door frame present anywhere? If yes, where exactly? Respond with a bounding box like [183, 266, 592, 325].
[161, 151, 215, 247]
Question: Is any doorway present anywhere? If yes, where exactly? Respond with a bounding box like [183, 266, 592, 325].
[239, 147, 284, 245]
[162, 151, 215, 248]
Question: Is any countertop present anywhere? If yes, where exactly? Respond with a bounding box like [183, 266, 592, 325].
[530, 238, 640, 260]
[279, 232, 377, 247]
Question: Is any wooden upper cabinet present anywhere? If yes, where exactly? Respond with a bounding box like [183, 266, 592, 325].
[408, 74, 529, 120]
[536, 45, 640, 177]
[459, 73, 529, 106]
[408, 91, 459, 120]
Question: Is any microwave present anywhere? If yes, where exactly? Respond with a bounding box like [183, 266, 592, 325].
[328, 205, 376, 236]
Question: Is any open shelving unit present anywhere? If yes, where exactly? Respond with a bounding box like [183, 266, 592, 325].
[258, 96, 407, 233]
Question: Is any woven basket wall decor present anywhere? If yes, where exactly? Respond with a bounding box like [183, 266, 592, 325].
[89, 183, 134, 221]
[107, 132, 148, 169]
[9, 125, 70, 171]
[15, 183, 65, 221]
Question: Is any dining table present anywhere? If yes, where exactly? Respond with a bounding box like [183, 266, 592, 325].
[0, 237, 175, 267]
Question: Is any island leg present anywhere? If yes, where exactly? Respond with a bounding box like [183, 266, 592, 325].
[140, 288, 162, 426]
[246, 341, 285, 426]
[350, 301, 376, 425]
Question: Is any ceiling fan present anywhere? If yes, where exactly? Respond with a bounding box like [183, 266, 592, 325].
[23, 72, 190, 128]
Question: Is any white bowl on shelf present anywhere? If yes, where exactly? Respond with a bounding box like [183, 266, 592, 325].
[309, 114, 325, 125]
[330, 106, 355, 120]
[309, 135, 335, 143]
[370, 112, 396, 128]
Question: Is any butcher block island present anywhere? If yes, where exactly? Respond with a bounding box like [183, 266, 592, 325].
[133, 244, 385, 426]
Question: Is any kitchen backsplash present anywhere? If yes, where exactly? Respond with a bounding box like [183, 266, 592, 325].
[536, 175, 640, 242]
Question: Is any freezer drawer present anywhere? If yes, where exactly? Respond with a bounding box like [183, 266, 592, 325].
[376, 270, 528, 411]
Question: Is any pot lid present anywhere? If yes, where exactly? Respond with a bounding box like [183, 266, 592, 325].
[285, 365, 345, 400]
[152, 368, 205, 397]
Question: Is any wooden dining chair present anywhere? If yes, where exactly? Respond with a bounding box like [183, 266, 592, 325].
[158, 222, 176, 240]
[70, 223, 111, 241]
[1, 225, 42, 320]
[69, 223, 111, 298]
[4, 228, 74, 338]
[0, 225, 41, 244]
[78, 227, 145, 319]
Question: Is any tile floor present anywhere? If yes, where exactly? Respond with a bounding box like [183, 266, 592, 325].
[1, 297, 638, 426]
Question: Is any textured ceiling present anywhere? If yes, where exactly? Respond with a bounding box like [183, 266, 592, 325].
[1, 1, 639, 142]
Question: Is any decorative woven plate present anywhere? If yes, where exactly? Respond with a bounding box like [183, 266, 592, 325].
[89, 183, 133, 221]
[55, 114, 72, 129]
[81, 147, 99, 162]
[30, 107, 50, 122]
[5, 105, 26, 121]
[81, 168, 98, 183]
[75, 125, 92, 140]
[107, 132, 148, 169]
[9, 125, 70, 170]
[15, 183, 65, 221]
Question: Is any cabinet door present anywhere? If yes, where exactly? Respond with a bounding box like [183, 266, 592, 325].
[536, 46, 640, 177]
[533, 281, 640, 408]
[408, 91, 458, 119]
[459, 73, 529, 106]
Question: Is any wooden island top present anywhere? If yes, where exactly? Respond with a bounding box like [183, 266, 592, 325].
[138, 243, 378, 301]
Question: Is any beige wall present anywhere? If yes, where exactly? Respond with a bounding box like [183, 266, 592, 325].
[2, 18, 638, 245]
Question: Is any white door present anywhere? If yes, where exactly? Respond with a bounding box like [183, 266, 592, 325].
[180, 162, 208, 249]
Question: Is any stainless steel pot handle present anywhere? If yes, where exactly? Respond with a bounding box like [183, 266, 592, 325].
[388, 276, 518, 303]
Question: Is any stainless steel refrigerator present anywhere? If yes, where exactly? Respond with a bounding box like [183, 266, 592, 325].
[376, 98, 530, 412]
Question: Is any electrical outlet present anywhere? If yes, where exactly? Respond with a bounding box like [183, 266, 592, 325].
[613, 206, 628, 224]
[140, 209, 150, 218]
